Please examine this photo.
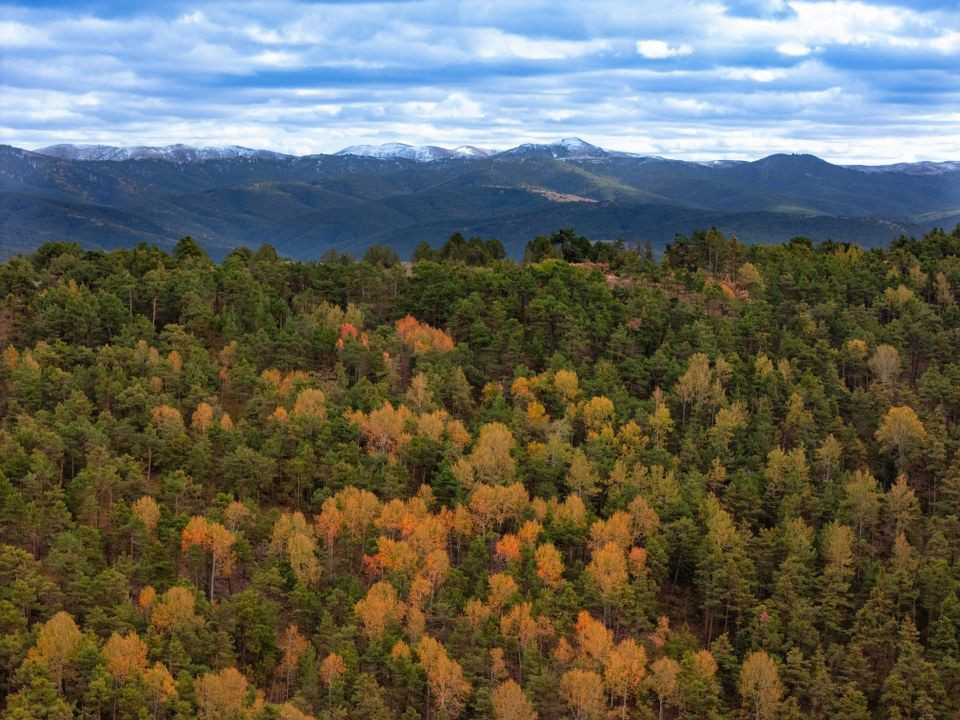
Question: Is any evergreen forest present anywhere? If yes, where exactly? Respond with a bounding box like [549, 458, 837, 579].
[3, 227, 960, 720]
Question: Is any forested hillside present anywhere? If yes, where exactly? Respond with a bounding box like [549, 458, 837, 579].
[4, 143, 959, 260]
[2, 227, 960, 720]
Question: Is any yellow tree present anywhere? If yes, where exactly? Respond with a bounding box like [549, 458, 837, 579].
[648, 403, 674, 446]
[181, 516, 237, 600]
[31, 611, 82, 691]
[102, 631, 148, 681]
[868, 344, 900, 384]
[603, 637, 647, 716]
[417, 636, 471, 719]
[574, 611, 613, 666]
[151, 586, 199, 635]
[500, 602, 542, 679]
[739, 650, 782, 720]
[560, 668, 605, 720]
[292, 387, 327, 422]
[554, 369, 580, 402]
[191, 402, 215, 432]
[355, 581, 406, 639]
[277, 703, 316, 720]
[319, 652, 347, 713]
[468, 422, 517, 486]
[875, 405, 926, 464]
[491, 679, 538, 720]
[534, 543, 564, 587]
[582, 395, 615, 435]
[273, 511, 319, 584]
[132, 496, 160, 536]
[277, 624, 308, 700]
[567, 449, 598, 498]
[648, 657, 679, 720]
[143, 661, 177, 714]
[487, 573, 519, 612]
[586, 542, 628, 613]
[194, 666, 250, 720]
[285, 532, 320, 585]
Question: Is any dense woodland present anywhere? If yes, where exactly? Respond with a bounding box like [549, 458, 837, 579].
[2, 227, 960, 720]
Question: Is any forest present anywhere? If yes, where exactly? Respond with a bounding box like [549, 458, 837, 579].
[2, 226, 960, 720]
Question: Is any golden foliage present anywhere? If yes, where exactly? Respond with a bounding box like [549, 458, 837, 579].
[487, 573, 519, 612]
[133, 495, 160, 535]
[560, 668, 605, 720]
[319, 652, 347, 683]
[194, 666, 249, 720]
[417, 636, 471, 719]
[143, 662, 177, 706]
[347, 401, 414, 455]
[875, 405, 926, 458]
[495, 533, 522, 564]
[534, 543, 564, 587]
[582, 395, 614, 433]
[102, 631, 148, 681]
[32, 611, 82, 688]
[553, 369, 580, 401]
[151, 586, 198, 634]
[574, 611, 612, 665]
[355, 581, 406, 638]
[586, 542, 628, 598]
[603, 637, 647, 706]
[739, 650, 783, 720]
[492, 679, 538, 720]
[292, 387, 327, 421]
[191, 402, 215, 432]
[181, 515, 237, 578]
[396, 315, 455, 354]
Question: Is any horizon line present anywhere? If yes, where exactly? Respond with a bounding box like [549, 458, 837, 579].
[10, 140, 959, 167]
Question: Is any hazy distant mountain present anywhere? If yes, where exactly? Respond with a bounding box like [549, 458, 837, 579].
[2, 139, 958, 259]
[34, 143, 290, 163]
[845, 160, 960, 176]
[335, 143, 495, 162]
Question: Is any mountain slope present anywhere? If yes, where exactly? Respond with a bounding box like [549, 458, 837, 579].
[2, 141, 957, 259]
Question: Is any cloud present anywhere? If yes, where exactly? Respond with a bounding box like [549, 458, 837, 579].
[636, 40, 694, 58]
[0, 0, 958, 163]
[777, 41, 811, 56]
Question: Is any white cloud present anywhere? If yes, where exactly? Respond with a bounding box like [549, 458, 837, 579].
[0, 21, 47, 48]
[636, 40, 694, 58]
[777, 42, 811, 56]
[1, 0, 958, 162]
[721, 67, 788, 82]
[472, 29, 611, 60]
[177, 11, 206, 26]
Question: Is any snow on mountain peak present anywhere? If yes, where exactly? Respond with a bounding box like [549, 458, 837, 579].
[33, 144, 286, 162]
[554, 137, 595, 150]
[335, 142, 494, 162]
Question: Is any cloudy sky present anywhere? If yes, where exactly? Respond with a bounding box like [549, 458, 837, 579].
[1, 0, 958, 162]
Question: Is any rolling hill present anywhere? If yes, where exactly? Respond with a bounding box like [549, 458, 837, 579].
[1, 139, 958, 259]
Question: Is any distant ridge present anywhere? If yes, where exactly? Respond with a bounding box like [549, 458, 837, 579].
[334, 143, 495, 162]
[4, 139, 959, 261]
[34, 144, 290, 162]
[30, 139, 957, 172]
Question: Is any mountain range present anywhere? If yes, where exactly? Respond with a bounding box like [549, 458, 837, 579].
[1, 138, 958, 260]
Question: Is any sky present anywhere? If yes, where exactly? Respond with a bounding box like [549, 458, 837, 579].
[1, 1, 959, 163]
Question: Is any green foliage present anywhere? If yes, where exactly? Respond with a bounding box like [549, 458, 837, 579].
[1, 226, 960, 719]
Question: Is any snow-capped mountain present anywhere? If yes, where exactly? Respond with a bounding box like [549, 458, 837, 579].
[845, 160, 960, 176]
[5, 139, 958, 261]
[335, 142, 495, 162]
[34, 144, 289, 162]
[450, 146, 494, 158]
[26, 140, 960, 176]
[501, 137, 614, 159]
